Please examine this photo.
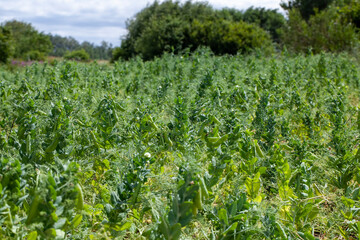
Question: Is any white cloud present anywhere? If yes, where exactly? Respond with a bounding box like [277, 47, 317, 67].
[0, 0, 283, 46]
[206, 0, 281, 10]
[1, 0, 152, 19]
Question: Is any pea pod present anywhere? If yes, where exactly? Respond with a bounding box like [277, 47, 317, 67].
[281, 144, 293, 151]
[36, 110, 47, 116]
[75, 183, 84, 211]
[192, 202, 198, 215]
[276, 222, 287, 239]
[164, 132, 173, 147]
[26, 134, 31, 155]
[7, 208, 13, 226]
[90, 131, 100, 148]
[92, 110, 101, 118]
[45, 135, 60, 153]
[212, 116, 221, 125]
[194, 190, 202, 210]
[115, 102, 125, 112]
[74, 119, 86, 127]
[113, 112, 119, 123]
[212, 134, 229, 147]
[26, 195, 40, 225]
[254, 140, 264, 158]
[198, 122, 207, 138]
[17, 125, 26, 139]
[207, 137, 219, 143]
[148, 116, 158, 131]
[199, 177, 209, 198]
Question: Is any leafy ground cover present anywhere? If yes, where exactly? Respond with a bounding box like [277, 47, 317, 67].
[1, 49, 360, 239]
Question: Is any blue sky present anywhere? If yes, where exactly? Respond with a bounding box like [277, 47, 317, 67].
[0, 0, 283, 46]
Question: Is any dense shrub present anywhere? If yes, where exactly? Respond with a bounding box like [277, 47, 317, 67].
[281, 7, 358, 53]
[191, 19, 273, 55]
[25, 50, 45, 61]
[111, 47, 123, 63]
[64, 49, 90, 62]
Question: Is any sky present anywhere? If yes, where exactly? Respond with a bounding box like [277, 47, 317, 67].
[0, 0, 283, 47]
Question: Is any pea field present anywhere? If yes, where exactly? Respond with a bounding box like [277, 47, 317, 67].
[1, 50, 360, 239]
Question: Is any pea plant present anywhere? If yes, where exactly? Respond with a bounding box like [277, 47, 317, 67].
[1, 51, 360, 239]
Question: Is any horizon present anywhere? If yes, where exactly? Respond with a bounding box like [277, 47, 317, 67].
[0, 0, 283, 47]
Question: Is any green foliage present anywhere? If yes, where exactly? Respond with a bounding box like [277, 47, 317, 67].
[281, 7, 358, 53]
[1, 51, 360, 239]
[134, 15, 185, 60]
[240, 7, 286, 42]
[281, 0, 335, 20]
[117, 0, 194, 60]
[64, 49, 90, 62]
[340, 0, 360, 28]
[49, 35, 81, 57]
[114, 0, 274, 61]
[191, 19, 274, 55]
[110, 47, 124, 63]
[0, 26, 13, 64]
[25, 50, 45, 61]
[49, 35, 114, 60]
[3, 20, 52, 59]
[78, 40, 113, 60]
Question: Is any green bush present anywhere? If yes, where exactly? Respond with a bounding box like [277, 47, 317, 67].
[191, 19, 274, 55]
[281, 7, 358, 53]
[110, 47, 123, 63]
[64, 49, 90, 62]
[25, 50, 45, 61]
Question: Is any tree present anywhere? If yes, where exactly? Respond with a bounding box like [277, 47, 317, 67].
[191, 19, 273, 55]
[280, 0, 334, 20]
[134, 15, 185, 60]
[0, 26, 13, 63]
[121, 0, 185, 60]
[64, 49, 90, 61]
[241, 7, 285, 42]
[217, 7, 285, 42]
[48, 35, 113, 60]
[281, 6, 357, 53]
[113, 0, 274, 61]
[340, 0, 360, 28]
[49, 35, 81, 57]
[3, 20, 52, 59]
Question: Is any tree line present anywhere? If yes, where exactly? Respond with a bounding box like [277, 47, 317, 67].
[1, 0, 360, 64]
[112, 1, 285, 61]
[49, 35, 113, 60]
[112, 0, 360, 61]
[0, 20, 113, 63]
